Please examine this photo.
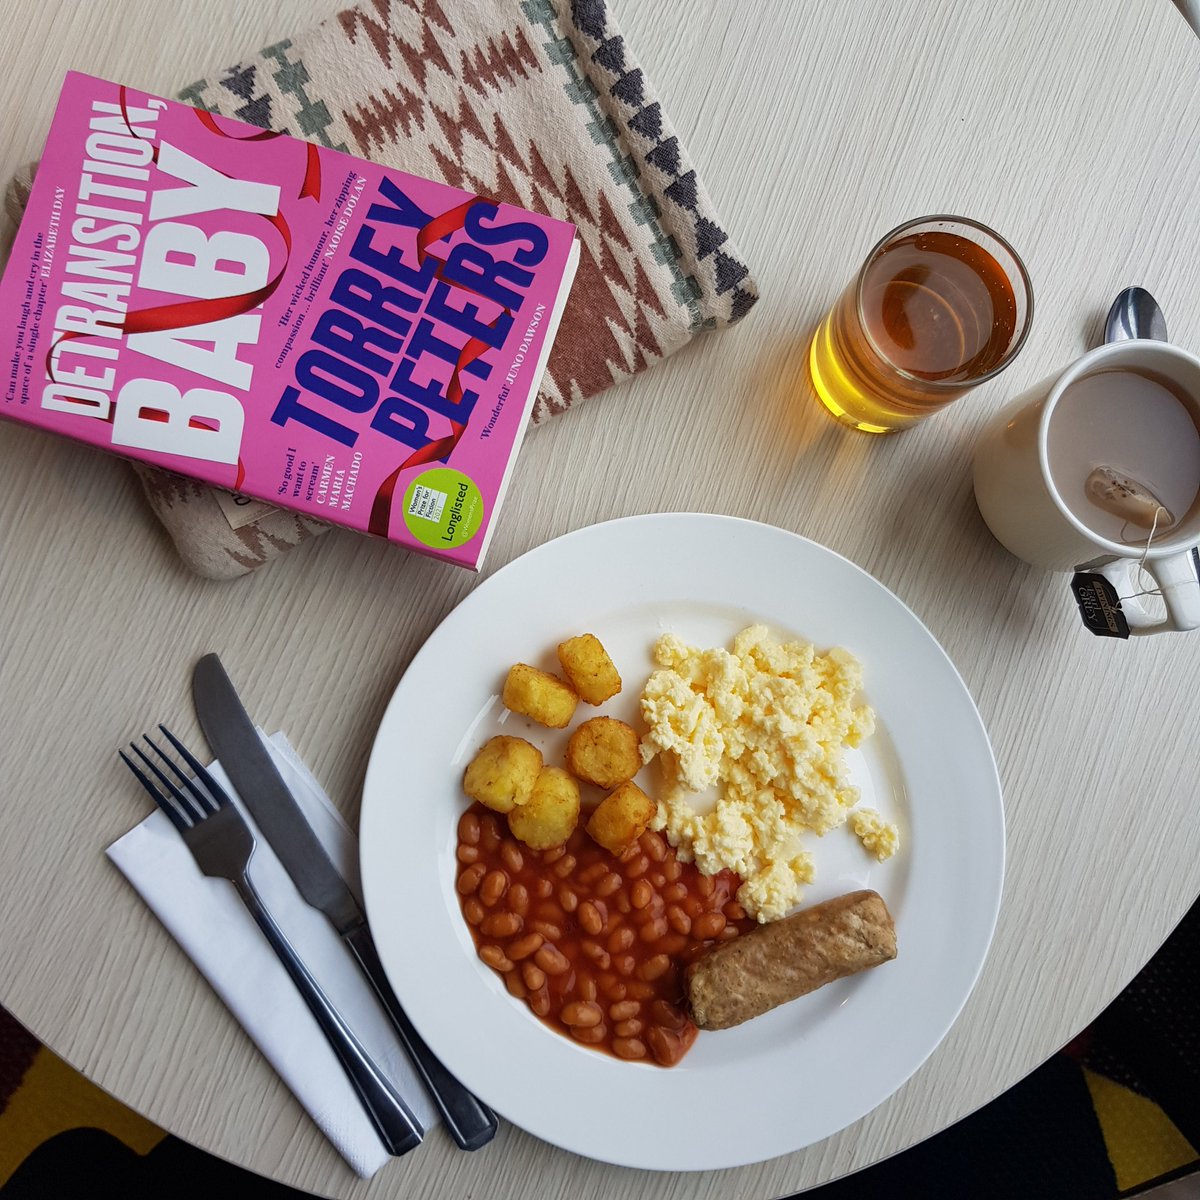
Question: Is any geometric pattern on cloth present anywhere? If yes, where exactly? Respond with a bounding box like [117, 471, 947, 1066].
[174, 0, 758, 420]
[556, 0, 756, 328]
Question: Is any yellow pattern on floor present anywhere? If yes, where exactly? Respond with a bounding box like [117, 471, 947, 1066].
[1084, 1067, 1199, 1193]
[0, 1046, 164, 1188]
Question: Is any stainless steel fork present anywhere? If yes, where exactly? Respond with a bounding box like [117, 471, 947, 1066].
[120, 726, 423, 1157]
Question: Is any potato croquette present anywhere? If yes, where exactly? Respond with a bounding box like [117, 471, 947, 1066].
[463, 736, 543, 814]
[565, 717, 640, 789]
[508, 767, 581, 849]
[586, 780, 656, 855]
[502, 663, 578, 729]
[557, 634, 622, 705]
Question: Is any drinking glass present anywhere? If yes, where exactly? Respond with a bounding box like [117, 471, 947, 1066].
[809, 215, 1034, 433]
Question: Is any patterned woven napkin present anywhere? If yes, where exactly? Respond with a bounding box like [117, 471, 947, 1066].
[5, 0, 756, 578]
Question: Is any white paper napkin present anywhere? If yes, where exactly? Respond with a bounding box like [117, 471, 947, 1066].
[107, 731, 438, 1178]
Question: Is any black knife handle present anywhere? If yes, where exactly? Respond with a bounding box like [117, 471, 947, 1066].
[345, 924, 498, 1151]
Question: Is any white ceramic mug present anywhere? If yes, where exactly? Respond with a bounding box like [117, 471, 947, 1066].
[973, 339, 1200, 635]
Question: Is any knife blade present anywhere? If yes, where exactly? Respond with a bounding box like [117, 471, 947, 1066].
[192, 652, 498, 1152]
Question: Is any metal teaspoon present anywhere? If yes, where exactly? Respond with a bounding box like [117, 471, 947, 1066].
[1104, 286, 1168, 343]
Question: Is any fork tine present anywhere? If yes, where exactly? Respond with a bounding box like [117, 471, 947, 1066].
[119, 748, 192, 833]
[131, 741, 206, 825]
[156, 725, 231, 814]
[144, 732, 218, 817]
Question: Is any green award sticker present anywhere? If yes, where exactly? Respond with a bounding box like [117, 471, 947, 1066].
[402, 467, 485, 550]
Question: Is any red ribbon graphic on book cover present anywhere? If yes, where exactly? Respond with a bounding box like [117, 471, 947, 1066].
[46, 89, 321, 493]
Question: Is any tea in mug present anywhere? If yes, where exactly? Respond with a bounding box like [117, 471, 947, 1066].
[810, 218, 1032, 432]
[1046, 368, 1200, 545]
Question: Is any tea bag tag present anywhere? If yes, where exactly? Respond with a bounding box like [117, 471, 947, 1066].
[1069, 571, 1131, 638]
[1069, 505, 1168, 637]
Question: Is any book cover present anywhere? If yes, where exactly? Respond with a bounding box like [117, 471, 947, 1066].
[0, 71, 579, 569]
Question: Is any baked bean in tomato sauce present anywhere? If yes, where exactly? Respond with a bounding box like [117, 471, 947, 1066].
[455, 804, 755, 1066]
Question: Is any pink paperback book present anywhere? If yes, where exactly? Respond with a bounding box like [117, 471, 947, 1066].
[0, 72, 579, 569]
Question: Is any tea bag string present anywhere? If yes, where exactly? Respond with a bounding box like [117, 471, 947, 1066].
[1116, 506, 1167, 603]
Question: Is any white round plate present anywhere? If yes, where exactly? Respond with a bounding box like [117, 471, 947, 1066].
[360, 514, 1004, 1171]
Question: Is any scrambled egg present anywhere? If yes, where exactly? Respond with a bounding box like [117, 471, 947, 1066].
[851, 808, 900, 861]
[639, 625, 898, 921]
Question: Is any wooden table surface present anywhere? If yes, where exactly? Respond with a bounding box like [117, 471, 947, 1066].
[2, 1, 1199, 1197]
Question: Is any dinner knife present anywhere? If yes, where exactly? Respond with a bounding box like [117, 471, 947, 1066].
[191, 653, 498, 1152]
